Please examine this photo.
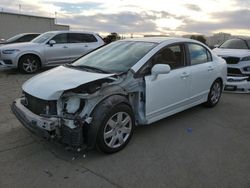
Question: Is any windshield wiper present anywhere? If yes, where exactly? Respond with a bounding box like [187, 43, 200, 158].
[65, 64, 110, 74]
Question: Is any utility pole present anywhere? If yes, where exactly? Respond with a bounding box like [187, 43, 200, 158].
[19, 4, 21, 14]
[55, 11, 57, 24]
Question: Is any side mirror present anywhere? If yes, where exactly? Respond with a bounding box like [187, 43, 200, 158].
[214, 44, 219, 48]
[0, 39, 5, 42]
[48, 40, 56, 46]
[151, 64, 171, 81]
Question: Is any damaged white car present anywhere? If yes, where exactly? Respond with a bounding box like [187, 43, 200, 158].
[213, 38, 250, 93]
[12, 38, 227, 153]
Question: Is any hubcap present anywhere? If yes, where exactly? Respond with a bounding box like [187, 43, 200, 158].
[211, 82, 221, 104]
[22, 58, 38, 73]
[103, 112, 132, 149]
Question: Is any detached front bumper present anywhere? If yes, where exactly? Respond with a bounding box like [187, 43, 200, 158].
[224, 76, 250, 93]
[11, 98, 58, 139]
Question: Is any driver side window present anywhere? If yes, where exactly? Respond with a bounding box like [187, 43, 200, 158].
[50, 33, 68, 44]
[139, 44, 185, 75]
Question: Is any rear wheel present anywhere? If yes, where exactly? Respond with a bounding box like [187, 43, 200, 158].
[205, 79, 222, 107]
[19, 55, 40, 73]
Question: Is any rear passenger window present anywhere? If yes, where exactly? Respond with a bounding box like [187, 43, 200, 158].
[188, 43, 212, 65]
[69, 33, 97, 43]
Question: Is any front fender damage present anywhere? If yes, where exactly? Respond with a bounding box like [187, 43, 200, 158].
[14, 72, 146, 151]
[55, 71, 146, 149]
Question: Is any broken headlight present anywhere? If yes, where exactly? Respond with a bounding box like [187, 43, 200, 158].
[64, 96, 84, 114]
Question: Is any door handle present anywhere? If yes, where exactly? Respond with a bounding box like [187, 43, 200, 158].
[208, 66, 214, 71]
[181, 72, 190, 79]
[84, 45, 88, 47]
[63, 46, 68, 48]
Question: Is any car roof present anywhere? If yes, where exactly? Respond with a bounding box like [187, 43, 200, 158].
[45, 30, 98, 35]
[123, 37, 199, 44]
[21, 33, 40, 35]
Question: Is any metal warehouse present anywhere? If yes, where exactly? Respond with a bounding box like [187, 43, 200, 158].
[0, 12, 69, 40]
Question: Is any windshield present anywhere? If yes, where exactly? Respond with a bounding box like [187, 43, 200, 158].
[6, 34, 24, 42]
[220, 38, 249, 49]
[71, 41, 157, 73]
[32, 32, 54, 43]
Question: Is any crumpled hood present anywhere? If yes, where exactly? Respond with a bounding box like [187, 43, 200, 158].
[22, 66, 115, 100]
[212, 48, 250, 58]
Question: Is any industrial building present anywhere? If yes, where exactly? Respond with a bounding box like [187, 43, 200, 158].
[0, 11, 69, 40]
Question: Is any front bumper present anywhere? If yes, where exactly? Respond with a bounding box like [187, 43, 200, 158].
[0, 60, 16, 69]
[224, 76, 250, 93]
[12, 98, 86, 147]
[11, 98, 58, 139]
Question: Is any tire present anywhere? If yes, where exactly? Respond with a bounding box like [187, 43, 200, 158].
[19, 55, 40, 74]
[93, 103, 135, 154]
[205, 79, 222, 107]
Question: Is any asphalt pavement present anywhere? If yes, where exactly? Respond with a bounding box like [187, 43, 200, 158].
[0, 69, 249, 188]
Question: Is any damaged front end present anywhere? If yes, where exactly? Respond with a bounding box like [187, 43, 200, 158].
[12, 77, 116, 149]
[12, 70, 146, 150]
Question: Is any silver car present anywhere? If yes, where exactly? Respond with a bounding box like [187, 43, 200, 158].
[0, 31, 105, 73]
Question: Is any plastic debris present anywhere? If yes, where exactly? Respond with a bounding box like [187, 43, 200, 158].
[187, 128, 192, 133]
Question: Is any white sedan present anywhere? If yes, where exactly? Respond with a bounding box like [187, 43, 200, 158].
[12, 37, 227, 153]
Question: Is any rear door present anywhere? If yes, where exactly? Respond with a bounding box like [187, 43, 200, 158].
[187, 43, 216, 102]
[44, 33, 71, 65]
[68, 33, 101, 62]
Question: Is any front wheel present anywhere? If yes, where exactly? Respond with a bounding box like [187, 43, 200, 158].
[19, 55, 40, 74]
[205, 79, 222, 107]
[95, 104, 135, 154]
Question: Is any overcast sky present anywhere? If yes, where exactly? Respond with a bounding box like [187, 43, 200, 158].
[1, 0, 249, 36]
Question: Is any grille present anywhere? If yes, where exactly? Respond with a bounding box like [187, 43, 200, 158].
[23, 92, 57, 115]
[227, 68, 242, 75]
[222, 56, 240, 64]
[3, 60, 12, 64]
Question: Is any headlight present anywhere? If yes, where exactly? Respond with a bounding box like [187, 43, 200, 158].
[2, 49, 20, 54]
[65, 96, 81, 114]
[241, 56, 250, 61]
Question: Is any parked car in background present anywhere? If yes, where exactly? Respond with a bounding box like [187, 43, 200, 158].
[12, 37, 227, 153]
[0, 33, 40, 45]
[213, 38, 250, 93]
[0, 31, 105, 73]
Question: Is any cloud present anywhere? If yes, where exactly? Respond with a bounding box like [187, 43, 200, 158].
[53, 2, 103, 13]
[184, 4, 202, 11]
[59, 11, 159, 34]
[177, 9, 250, 34]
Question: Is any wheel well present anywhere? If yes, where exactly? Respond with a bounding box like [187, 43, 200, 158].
[215, 77, 223, 86]
[85, 94, 131, 149]
[90, 94, 130, 117]
[18, 54, 42, 68]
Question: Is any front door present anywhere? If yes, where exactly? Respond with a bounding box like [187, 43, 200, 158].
[144, 44, 191, 124]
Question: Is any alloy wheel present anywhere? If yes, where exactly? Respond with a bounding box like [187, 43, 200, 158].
[103, 112, 132, 149]
[22, 57, 38, 73]
[210, 82, 221, 104]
